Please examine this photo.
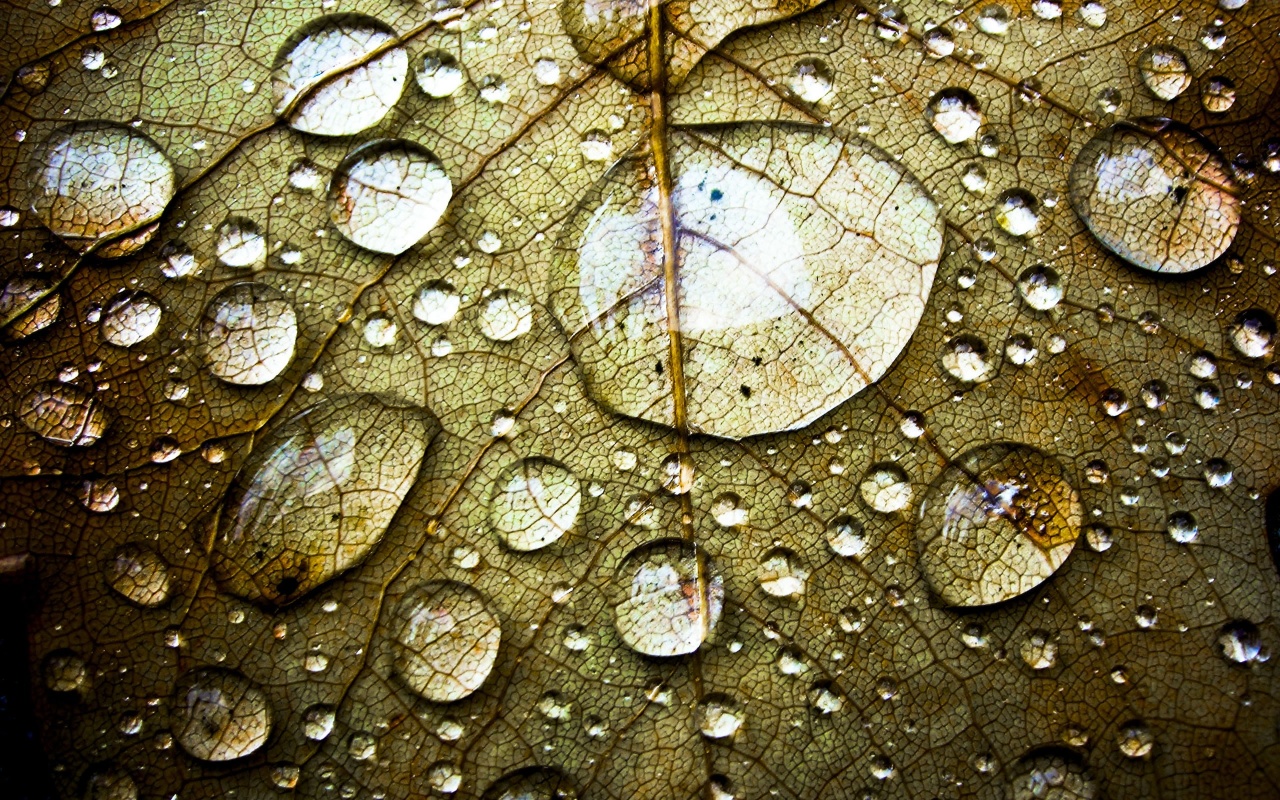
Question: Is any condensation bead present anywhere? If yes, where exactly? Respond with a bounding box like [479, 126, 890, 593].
[199, 283, 298, 385]
[105, 543, 171, 607]
[481, 767, 577, 800]
[860, 464, 911, 513]
[83, 767, 138, 800]
[329, 139, 453, 255]
[788, 57, 834, 103]
[415, 50, 465, 98]
[926, 88, 983, 144]
[412, 280, 460, 325]
[489, 457, 581, 551]
[393, 581, 501, 702]
[100, 291, 162, 347]
[478, 289, 533, 342]
[170, 668, 272, 761]
[0, 274, 62, 340]
[215, 217, 265, 268]
[612, 539, 722, 657]
[43, 650, 88, 692]
[19, 382, 109, 447]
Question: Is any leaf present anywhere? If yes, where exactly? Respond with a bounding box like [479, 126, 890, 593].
[1, 0, 1280, 799]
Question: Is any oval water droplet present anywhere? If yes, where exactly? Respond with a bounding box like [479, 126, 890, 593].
[271, 15, 408, 136]
[28, 122, 173, 255]
[860, 464, 911, 513]
[711, 492, 747, 527]
[214, 217, 265, 268]
[788, 57, 834, 103]
[1167, 510, 1198, 544]
[199, 283, 298, 386]
[1069, 119, 1240, 273]
[489, 457, 581, 551]
[302, 703, 336, 741]
[213, 394, 438, 605]
[329, 139, 453, 255]
[580, 129, 614, 162]
[412, 279, 460, 325]
[19, 382, 109, 447]
[826, 514, 868, 558]
[918, 443, 1081, 607]
[1016, 265, 1063, 311]
[1138, 46, 1191, 101]
[1009, 750, 1098, 800]
[1117, 719, 1154, 758]
[926, 88, 982, 145]
[0, 274, 61, 341]
[1202, 76, 1236, 113]
[757, 548, 807, 599]
[994, 188, 1040, 236]
[1218, 620, 1263, 664]
[1021, 630, 1057, 670]
[100, 291, 162, 347]
[942, 334, 993, 382]
[1229, 309, 1275, 359]
[171, 668, 272, 761]
[83, 766, 138, 800]
[105, 543, 171, 607]
[43, 650, 87, 692]
[478, 289, 533, 342]
[393, 580, 501, 702]
[613, 539, 723, 657]
[415, 50, 465, 98]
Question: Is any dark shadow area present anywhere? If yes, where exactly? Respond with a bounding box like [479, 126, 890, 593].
[0, 566, 54, 800]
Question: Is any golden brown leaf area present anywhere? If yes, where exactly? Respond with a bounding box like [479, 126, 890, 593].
[0, 0, 1279, 798]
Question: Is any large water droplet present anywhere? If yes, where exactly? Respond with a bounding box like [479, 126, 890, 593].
[28, 122, 173, 255]
[1229, 309, 1275, 359]
[43, 650, 88, 692]
[105, 543, 171, 607]
[0, 274, 61, 340]
[994, 188, 1040, 236]
[416, 50, 465, 98]
[393, 580, 501, 702]
[171, 668, 272, 761]
[788, 57, 834, 103]
[19, 382, 109, 447]
[412, 279, 460, 325]
[302, 703, 335, 741]
[478, 289, 533, 342]
[329, 139, 453, 255]
[481, 767, 576, 800]
[757, 548, 807, 599]
[860, 464, 911, 513]
[1009, 750, 1098, 799]
[213, 394, 438, 605]
[1218, 620, 1263, 664]
[199, 283, 298, 385]
[612, 539, 723, 657]
[489, 457, 581, 551]
[1068, 118, 1240, 273]
[271, 15, 408, 136]
[83, 766, 138, 800]
[696, 694, 743, 739]
[917, 443, 1081, 607]
[1016, 265, 1063, 311]
[100, 291, 162, 347]
[926, 88, 982, 144]
[1138, 46, 1191, 100]
[1117, 719, 1154, 758]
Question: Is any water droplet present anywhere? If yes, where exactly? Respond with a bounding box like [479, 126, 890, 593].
[961, 164, 988, 194]
[81, 46, 105, 71]
[1069, 119, 1240, 273]
[270, 764, 300, 790]
[1135, 605, 1158, 628]
[1016, 265, 1063, 310]
[215, 217, 265, 268]
[1032, 0, 1062, 18]
[875, 6, 908, 40]
[43, 650, 87, 692]
[563, 624, 591, 652]
[776, 645, 808, 676]
[580, 129, 614, 162]
[481, 767, 576, 800]
[826, 515, 868, 558]
[696, 694, 743, 739]
[427, 762, 462, 794]
[83, 766, 138, 800]
[1167, 510, 1198, 544]
[199, 283, 298, 386]
[870, 754, 896, 780]
[659, 452, 695, 495]
[489, 457, 581, 551]
[105, 543, 171, 607]
[302, 704, 335, 741]
[412, 280, 460, 325]
[0, 274, 60, 341]
[214, 395, 438, 604]
[478, 74, 510, 104]
[1079, 0, 1106, 27]
[100, 291, 162, 347]
[490, 408, 516, 437]
[1201, 23, 1227, 51]
[393, 581, 501, 702]
[942, 334, 993, 382]
[171, 668, 272, 761]
[1117, 719, 1154, 758]
[271, 15, 408, 136]
[1218, 620, 1263, 664]
[711, 492, 747, 527]
[329, 139, 453, 255]
[363, 314, 397, 347]
[1006, 334, 1037, 365]
[976, 4, 1011, 35]
[613, 539, 722, 657]
[536, 691, 573, 721]
[1021, 630, 1057, 670]
[917, 443, 1082, 607]
[90, 6, 121, 31]
[28, 123, 173, 255]
[347, 732, 376, 761]
[288, 159, 325, 192]
[788, 57, 834, 103]
[807, 681, 844, 714]
[159, 240, 198, 279]
[1230, 309, 1275, 359]
[1138, 46, 1191, 101]
[923, 27, 955, 58]
[19, 382, 109, 447]
[15, 62, 50, 93]
[900, 410, 926, 438]
[994, 189, 1040, 237]
[925, 88, 982, 144]
[757, 548, 807, 599]
[478, 289, 533, 341]
[1085, 523, 1113, 552]
[79, 478, 120, 512]
[860, 464, 911, 513]
[533, 57, 561, 86]
[1009, 750, 1098, 800]
[416, 50, 464, 98]
[1204, 457, 1233, 488]
[1202, 76, 1237, 113]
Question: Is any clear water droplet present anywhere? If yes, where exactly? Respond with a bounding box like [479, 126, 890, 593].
[926, 88, 983, 144]
[302, 704, 335, 741]
[695, 694, 743, 739]
[994, 189, 1040, 237]
[329, 139, 453, 255]
[43, 650, 87, 692]
[412, 280, 460, 325]
[860, 464, 911, 513]
[1117, 720, 1154, 758]
[477, 289, 533, 342]
[19, 382, 109, 447]
[105, 543, 170, 607]
[416, 50, 464, 98]
[100, 291, 162, 347]
[393, 581, 501, 702]
[171, 668, 272, 761]
[580, 129, 614, 162]
[200, 283, 297, 386]
[489, 457, 581, 551]
[214, 217, 265, 269]
[1167, 510, 1198, 544]
[943, 334, 993, 382]
[826, 514, 868, 558]
[788, 57, 834, 103]
[613, 539, 722, 657]
[1016, 265, 1063, 311]
[757, 548, 807, 599]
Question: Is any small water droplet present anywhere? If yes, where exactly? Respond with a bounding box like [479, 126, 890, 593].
[696, 694, 743, 739]
[105, 543, 171, 607]
[926, 88, 983, 144]
[788, 57, 834, 102]
[200, 283, 297, 385]
[757, 548, 807, 599]
[860, 464, 911, 513]
[613, 540, 722, 657]
[994, 189, 1040, 236]
[477, 289, 532, 341]
[489, 457, 581, 551]
[19, 382, 109, 447]
[1117, 720, 1154, 758]
[100, 291, 162, 347]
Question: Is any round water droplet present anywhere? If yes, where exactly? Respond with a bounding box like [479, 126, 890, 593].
[478, 74, 510, 104]
[580, 129, 614, 162]
[1167, 510, 1198, 544]
[613, 539, 722, 657]
[270, 764, 300, 790]
[200, 283, 297, 386]
[160, 240, 197, 279]
[534, 57, 561, 86]
[214, 395, 438, 605]
[659, 452, 695, 495]
[105, 543, 171, 607]
[1079, 0, 1106, 27]
[994, 189, 1040, 236]
[976, 4, 1011, 35]
[79, 478, 120, 512]
[1202, 76, 1236, 114]
[412, 279, 460, 325]
[926, 88, 983, 144]
[363, 314, 397, 347]
[489, 457, 581, 551]
[43, 650, 87, 692]
[788, 57, 834, 103]
[100, 291, 162, 347]
[478, 289, 533, 342]
[875, 6, 908, 40]
[870, 754, 896, 780]
[1009, 750, 1098, 800]
[19, 382, 109, 447]
[1016, 265, 1063, 311]
[481, 767, 576, 800]
[826, 514, 868, 558]
[808, 681, 844, 714]
[83, 766, 138, 800]
[1138, 46, 1191, 101]
[1021, 630, 1057, 670]
[1229, 309, 1275, 359]
[348, 732, 376, 760]
[428, 762, 462, 794]
[214, 217, 264, 268]
[0, 274, 61, 340]
[1068, 119, 1240, 273]
[1117, 720, 1154, 758]
[711, 492, 747, 527]
[1006, 334, 1037, 365]
[550, 123, 943, 439]
[942, 334, 993, 382]
[860, 464, 911, 513]
[918, 443, 1081, 607]
[696, 694, 743, 739]
[416, 50, 464, 98]
[1218, 620, 1263, 664]
[271, 15, 408, 136]
[536, 691, 573, 721]
[303, 704, 335, 741]
[329, 139, 453, 255]
[28, 122, 173, 255]
[757, 548, 807, 599]
[393, 581, 501, 702]
[171, 668, 272, 762]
